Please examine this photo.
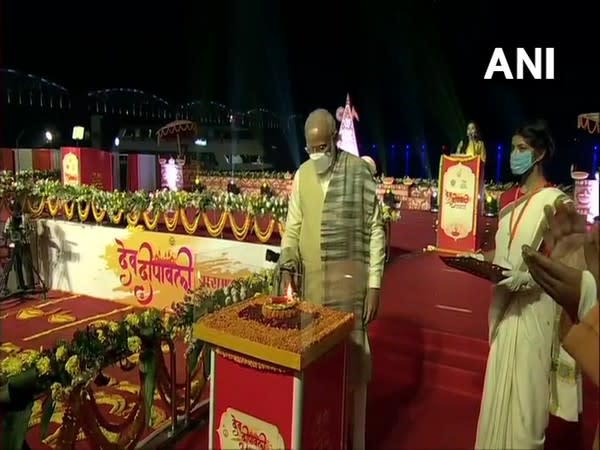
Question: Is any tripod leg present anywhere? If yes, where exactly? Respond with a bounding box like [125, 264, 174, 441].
[26, 244, 48, 298]
[0, 252, 17, 295]
[14, 245, 26, 290]
[21, 244, 35, 289]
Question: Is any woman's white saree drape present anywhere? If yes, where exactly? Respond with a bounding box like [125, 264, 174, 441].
[476, 187, 566, 450]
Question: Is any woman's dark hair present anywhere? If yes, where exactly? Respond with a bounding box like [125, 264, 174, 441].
[515, 119, 555, 173]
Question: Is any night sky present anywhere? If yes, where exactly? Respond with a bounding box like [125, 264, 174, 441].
[2, 0, 599, 176]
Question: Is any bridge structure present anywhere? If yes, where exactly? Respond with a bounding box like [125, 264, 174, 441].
[1, 68, 301, 151]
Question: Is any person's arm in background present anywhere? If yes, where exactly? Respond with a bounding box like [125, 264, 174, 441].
[456, 140, 464, 154]
[369, 201, 386, 290]
[479, 141, 487, 164]
[561, 303, 599, 387]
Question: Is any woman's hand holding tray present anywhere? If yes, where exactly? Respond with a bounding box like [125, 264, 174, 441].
[440, 256, 509, 283]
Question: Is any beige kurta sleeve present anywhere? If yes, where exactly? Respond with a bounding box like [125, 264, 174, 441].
[368, 200, 386, 289]
[279, 171, 301, 269]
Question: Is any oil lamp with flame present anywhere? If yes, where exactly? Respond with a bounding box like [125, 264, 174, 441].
[262, 283, 299, 319]
[270, 283, 297, 306]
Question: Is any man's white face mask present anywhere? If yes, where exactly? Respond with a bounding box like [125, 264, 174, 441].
[309, 151, 332, 174]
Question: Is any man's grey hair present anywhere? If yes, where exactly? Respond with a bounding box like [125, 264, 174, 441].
[304, 109, 337, 137]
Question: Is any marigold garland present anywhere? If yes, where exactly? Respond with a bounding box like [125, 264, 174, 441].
[27, 198, 46, 217]
[253, 217, 275, 243]
[142, 211, 160, 230]
[63, 202, 75, 220]
[126, 212, 141, 227]
[202, 211, 227, 237]
[91, 202, 106, 223]
[163, 211, 179, 232]
[47, 198, 60, 217]
[109, 212, 123, 225]
[229, 212, 252, 240]
[77, 201, 91, 221]
[179, 209, 201, 234]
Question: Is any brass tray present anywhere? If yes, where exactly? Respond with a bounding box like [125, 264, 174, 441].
[440, 256, 508, 283]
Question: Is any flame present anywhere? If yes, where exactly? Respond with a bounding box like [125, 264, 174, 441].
[286, 283, 293, 299]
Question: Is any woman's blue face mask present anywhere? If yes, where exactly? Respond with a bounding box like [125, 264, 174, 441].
[510, 149, 535, 175]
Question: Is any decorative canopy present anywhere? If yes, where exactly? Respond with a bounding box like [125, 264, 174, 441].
[156, 120, 198, 144]
[577, 113, 600, 134]
[156, 120, 198, 159]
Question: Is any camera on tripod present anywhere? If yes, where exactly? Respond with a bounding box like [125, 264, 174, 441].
[265, 249, 280, 263]
[5, 209, 28, 249]
[0, 199, 47, 300]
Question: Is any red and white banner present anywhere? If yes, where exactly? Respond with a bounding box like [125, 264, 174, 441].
[61, 147, 113, 191]
[436, 155, 484, 253]
[574, 179, 600, 223]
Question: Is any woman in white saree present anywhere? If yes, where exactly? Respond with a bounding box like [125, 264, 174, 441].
[474, 121, 574, 449]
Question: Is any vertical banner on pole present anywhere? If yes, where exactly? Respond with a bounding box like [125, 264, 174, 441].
[61, 147, 82, 186]
[436, 155, 484, 253]
[573, 178, 600, 223]
[62, 147, 113, 190]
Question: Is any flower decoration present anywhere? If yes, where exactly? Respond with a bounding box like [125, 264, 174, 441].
[0, 270, 274, 449]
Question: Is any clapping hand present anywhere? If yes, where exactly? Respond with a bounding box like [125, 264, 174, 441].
[521, 201, 600, 323]
[540, 199, 599, 284]
[522, 245, 582, 323]
[542, 201, 588, 260]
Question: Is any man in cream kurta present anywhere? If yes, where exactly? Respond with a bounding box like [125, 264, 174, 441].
[278, 109, 385, 450]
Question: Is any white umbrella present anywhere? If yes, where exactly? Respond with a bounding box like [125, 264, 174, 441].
[577, 113, 600, 134]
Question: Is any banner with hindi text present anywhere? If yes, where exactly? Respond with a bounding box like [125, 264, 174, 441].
[574, 179, 600, 223]
[36, 220, 278, 309]
[436, 155, 484, 253]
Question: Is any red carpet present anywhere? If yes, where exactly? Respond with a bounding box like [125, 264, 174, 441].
[177, 211, 598, 450]
[4, 210, 597, 449]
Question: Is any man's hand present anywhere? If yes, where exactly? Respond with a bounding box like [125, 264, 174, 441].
[522, 245, 582, 323]
[543, 201, 588, 259]
[363, 288, 380, 325]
